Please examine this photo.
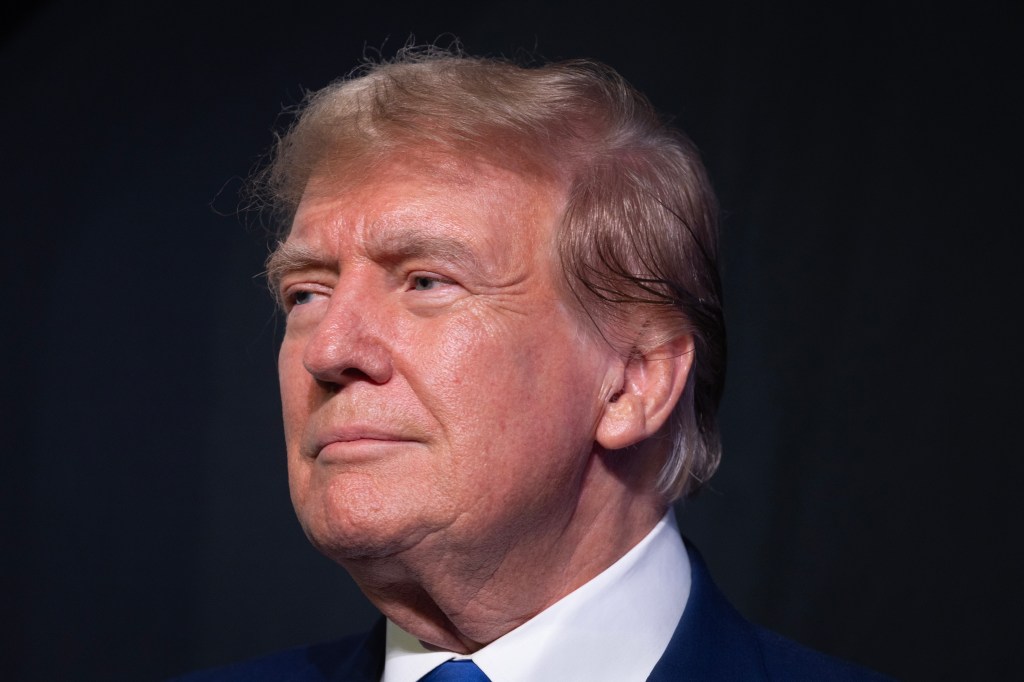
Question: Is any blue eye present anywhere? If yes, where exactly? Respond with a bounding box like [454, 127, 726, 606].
[412, 276, 440, 291]
[292, 290, 315, 305]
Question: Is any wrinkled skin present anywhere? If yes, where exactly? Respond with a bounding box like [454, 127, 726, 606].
[274, 155, 670, 651]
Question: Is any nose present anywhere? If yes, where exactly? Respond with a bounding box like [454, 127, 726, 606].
[300, 286, 394, 389]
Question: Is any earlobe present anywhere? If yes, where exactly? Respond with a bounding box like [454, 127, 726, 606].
[595, 334, 694, 451]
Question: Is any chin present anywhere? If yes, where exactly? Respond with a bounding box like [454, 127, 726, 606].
[295, 483, 446, 564]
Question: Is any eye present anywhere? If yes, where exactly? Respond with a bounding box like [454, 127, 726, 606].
[403, 272, 462, 309]
[412, 275, 442, 291]
[409, 273, 457, 292]
[282, 286, 327, 312]
[291, 290, 316, 305]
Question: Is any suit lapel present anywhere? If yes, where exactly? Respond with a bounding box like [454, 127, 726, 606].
[323, 617, 387, 682]
[647, 543, 768, 681]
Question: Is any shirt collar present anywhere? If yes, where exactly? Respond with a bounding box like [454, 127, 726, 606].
[382, 510, 690, 682]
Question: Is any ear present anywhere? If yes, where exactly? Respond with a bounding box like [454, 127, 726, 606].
[596, 334, 694, 451]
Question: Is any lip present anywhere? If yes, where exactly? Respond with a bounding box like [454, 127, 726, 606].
[309, 426, 420, 460]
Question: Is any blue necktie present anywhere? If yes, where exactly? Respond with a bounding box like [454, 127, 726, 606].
[418, 659, 491, 681]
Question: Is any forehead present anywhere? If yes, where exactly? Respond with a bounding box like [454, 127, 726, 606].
[287, 154, 565, 255]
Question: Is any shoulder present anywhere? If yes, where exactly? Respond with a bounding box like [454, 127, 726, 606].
[168, 620, 386, 682]
[752, 626, 893, 681]
[653, 541, 893, 681]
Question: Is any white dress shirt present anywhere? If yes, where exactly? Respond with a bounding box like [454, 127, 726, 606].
[381, 511, 690, 682]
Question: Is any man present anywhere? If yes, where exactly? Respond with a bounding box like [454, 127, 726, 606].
[179, 49, 889, 681]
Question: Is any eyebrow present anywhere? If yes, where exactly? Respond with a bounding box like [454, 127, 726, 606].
[265, 241, 329, 292]
[264, 226, 488, 298]
[362, 226, 486, 275]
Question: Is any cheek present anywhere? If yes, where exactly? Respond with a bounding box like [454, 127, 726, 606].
[429, 315, 534, 411]
[424, 307, 605, 454]
[286, 453, 311, 512]
[278, 338, 311, 448]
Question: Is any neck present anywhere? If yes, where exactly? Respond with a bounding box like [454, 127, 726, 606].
[342, 467, 665, 653]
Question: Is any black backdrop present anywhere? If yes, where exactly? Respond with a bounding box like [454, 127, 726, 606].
[2, 2, 1019, 680]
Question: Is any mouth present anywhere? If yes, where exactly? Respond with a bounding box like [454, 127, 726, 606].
[307, 427, 421, 462]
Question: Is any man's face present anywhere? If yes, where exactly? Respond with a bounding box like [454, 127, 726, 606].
[275, 156, 618, 564]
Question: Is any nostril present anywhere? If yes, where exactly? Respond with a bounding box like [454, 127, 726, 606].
[314, 377, 342, 394]
[312, 366, 382, 392]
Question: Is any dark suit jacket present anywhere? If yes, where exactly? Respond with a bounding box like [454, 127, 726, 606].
[172, 544, 892, 681]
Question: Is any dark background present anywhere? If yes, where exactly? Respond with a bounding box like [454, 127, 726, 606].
[2, 1, 1019, 680]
